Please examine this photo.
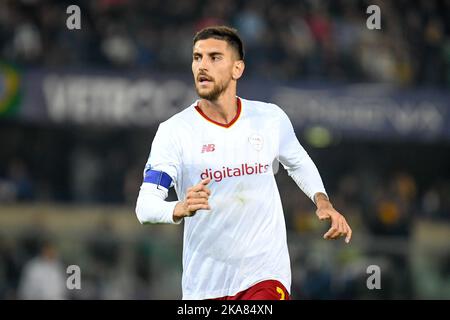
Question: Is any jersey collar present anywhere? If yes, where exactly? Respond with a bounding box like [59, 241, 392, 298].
[195, 97, 242, 128]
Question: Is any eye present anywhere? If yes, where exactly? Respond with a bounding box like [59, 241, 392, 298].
[193, 55, 201, 62]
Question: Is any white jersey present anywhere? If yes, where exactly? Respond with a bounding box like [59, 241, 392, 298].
[139, 97, 327, 299]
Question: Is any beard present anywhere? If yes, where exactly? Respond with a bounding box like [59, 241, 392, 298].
[195, 78, 230, 101]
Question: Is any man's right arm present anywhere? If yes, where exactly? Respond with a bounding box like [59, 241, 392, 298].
[135, 122, 181, 224]
[135, 122, 211, 225]
[136, 176, 212, 224]
[135, 180, 181, 224]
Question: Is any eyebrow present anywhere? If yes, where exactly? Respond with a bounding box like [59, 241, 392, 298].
[193, 51, 224, 57]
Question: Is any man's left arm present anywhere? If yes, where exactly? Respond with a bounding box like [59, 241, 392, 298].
[276, 107, 352, 243]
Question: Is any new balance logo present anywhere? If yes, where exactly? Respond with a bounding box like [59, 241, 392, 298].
[201, 144, 215, 153]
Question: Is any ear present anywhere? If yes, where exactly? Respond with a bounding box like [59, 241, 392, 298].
[232, 60, 245, 80]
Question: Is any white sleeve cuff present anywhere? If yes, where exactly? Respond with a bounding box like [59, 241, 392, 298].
[135, 183, 182, 225]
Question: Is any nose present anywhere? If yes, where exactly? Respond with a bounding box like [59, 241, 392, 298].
[198, 57, 210, 70]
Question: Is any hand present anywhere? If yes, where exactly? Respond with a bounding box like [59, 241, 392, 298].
[315, 194, 352, 244]
[173, 178, 211, 222]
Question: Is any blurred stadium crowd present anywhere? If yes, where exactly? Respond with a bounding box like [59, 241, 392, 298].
[0, 0, 449, 300]
[1, 0, 450, 85]
[1, 128, 449, 299]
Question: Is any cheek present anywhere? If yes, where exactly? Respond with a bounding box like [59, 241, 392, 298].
[216, 65, 233, 80]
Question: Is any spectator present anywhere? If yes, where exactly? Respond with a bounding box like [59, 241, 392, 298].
[18, 239, 67, 300]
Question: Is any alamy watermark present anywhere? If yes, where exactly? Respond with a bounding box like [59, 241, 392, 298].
[66, 265, 81, 290]
[66, 5, 81, 30]
[366, 265, 381, 290]
[366, 5, 381, 30]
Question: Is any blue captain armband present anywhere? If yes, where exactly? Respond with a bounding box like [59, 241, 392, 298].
[143, 169, 173, 190]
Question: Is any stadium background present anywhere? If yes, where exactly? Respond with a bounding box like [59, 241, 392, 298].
[0, 0, 449, 299]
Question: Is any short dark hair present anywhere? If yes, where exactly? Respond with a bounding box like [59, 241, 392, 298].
[193, 26, 245, 60]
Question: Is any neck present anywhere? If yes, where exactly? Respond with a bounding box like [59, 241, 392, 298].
[198, 88, 238, 125]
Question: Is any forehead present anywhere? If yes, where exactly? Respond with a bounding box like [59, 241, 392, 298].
[193, 38, 231, 54]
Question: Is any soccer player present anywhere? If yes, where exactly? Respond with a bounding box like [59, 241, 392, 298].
[135, 26, 352, 300]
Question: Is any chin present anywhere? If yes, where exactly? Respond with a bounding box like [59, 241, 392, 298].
[196, 88, 214, 99]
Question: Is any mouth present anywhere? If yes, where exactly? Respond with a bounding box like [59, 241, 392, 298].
[197, 74, 213, 85]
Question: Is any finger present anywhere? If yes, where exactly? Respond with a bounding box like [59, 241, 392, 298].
[187, 191, 210, 199]
[339, 219, 349, 238]
[190, 184, 204, 192]
[199, 185, 211, 196]
[333, 219, 343, 238]
[323, 228, 334, 239]
[345, 224, 352, 244]
[191, 182, 211, 194]
[187, 203, 211, 212]
[338, 219, 347, 238]
[323, 221, 339, 239]
[187, 198, 209, 206]
[201, 178, 211, 185]
[330, 219, 344, 239]
[331, 225, 342, 239]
